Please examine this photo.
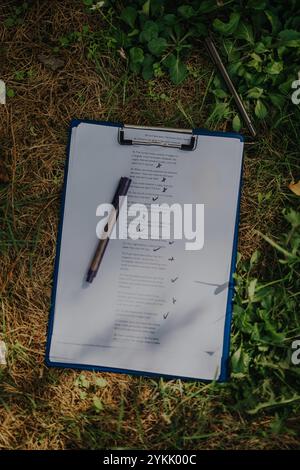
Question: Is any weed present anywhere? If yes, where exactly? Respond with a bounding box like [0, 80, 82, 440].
[81, 0, 300, 130]
[230, 209, 300, 416]
[4, 1, 29, 28]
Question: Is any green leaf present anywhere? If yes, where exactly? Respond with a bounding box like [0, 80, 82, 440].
[163, 53, 176, 69]
[231, 346, 251, 375]
[277, 46, 287, 60]
[223, 39, 240, 62]
[173, 23, 184, 38]
[198, 0, 218, 13]
[129, 47, 144, 73]
[248, 278, 257, 301]
[264, 10, 281, 34]
[6, 88, 15, 98]
[93, 396, 103, 412]
[248, 52, 263, 72]
[212, 88, 228, 99]
[142, 54, 154, 80]
[148, 37, 167, 56]
[128, 28, 139, 38]
[232, 114, 241, 132]
[284, 208, 300, 229]
[139, 20, 159, 42]
[228, 61, 242, 76]
[247, 395, 300, 415]
[247, 0, 267, 10]
[120, 6, 137, 29]
[255, 99, 267, 119]
[162, 14, 177, 26]
[142, 64, 152, 80]
[237, 65, 246, 77]
[278, 77, 295, 95]
[254, 42, 269, 53]
[169, 58, 187, 85]
[235, 22, 254, 44]
[129, 47, 144, 64]
[177, 5, 196, 19]
[4, 17, 16, 27]
[213, 12, 240, 36]
[269, 93, 285, 109]
[278, 77, 294, 95]
[142, 0, 150, 16]
[264, 318, 285, 343]
[262, 35, 273, 47]
[130, 63, 141, 73]
[76, 373, 90, 389]
[208, 102, 231, 121]
[250, 250, 260, 267]
[213, 75, 222, 88]
[247, 87, 264, 99]
[243, 71, 256, 84]
[265, 61, 283, 75]
[278, 29, 300, 47]
[95, 377, 107, 388]
[149, 0, 164, 16]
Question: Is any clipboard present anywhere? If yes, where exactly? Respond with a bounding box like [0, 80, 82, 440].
[46, 119, 244, 382]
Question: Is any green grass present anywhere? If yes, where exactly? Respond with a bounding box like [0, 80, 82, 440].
[0, 0, 299, 450]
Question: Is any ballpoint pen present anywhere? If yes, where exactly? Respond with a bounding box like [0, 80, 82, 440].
[205, 36, 257, 138]
[86, 176, 131, 283]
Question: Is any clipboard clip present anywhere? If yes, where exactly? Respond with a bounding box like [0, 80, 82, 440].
[118, 125, 197, 151]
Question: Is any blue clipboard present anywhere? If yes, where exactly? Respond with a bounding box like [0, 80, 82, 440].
[45, 119, 244, 382]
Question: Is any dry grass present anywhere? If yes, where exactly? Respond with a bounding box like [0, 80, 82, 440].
[0, 0, 299, 450]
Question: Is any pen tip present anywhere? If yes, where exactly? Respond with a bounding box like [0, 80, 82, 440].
[86, 270, 95, 283]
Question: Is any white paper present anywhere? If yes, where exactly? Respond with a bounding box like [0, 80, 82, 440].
[0, 340, 7, 365]
[0, 80, 6, 105]
[49, 123, 243, 380]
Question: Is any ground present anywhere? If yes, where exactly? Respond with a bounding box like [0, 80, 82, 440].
[0, 0, 299, 449]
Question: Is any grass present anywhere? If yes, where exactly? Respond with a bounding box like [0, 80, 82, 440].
[0, 0, 299, 450]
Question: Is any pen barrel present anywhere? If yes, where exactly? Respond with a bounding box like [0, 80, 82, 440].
[90, 205, 118, 269]
[89, 237, 109, 272]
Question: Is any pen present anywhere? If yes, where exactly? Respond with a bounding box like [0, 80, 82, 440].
[86, 176, 132, 283]
[205, 36, 257, 138]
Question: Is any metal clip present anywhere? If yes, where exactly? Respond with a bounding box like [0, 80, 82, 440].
[118, 125, 197, 151]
